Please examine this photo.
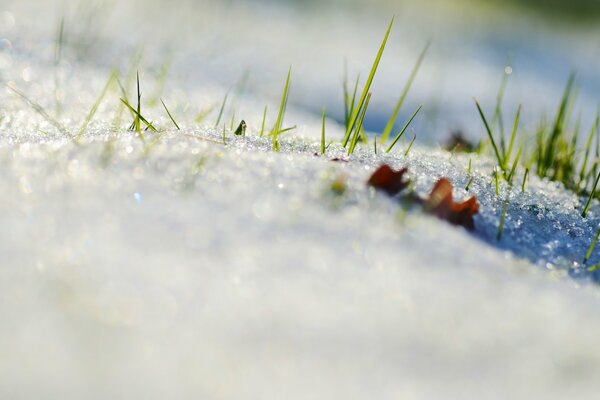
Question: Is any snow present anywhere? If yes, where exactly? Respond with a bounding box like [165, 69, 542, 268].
[1, 0, 600, 399]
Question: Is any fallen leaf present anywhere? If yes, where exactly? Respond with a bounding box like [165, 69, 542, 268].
[367, 165, 410, 196]
[424, 178, 479, 230]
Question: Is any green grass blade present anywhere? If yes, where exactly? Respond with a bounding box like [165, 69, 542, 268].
[542, 72, 575, 172]
[347, 74, 360, 130]
[465, 176, 474, 191]
[582, 169, 600, 218]
[584, 226, 600, 264]
[507, 146, 522, 185]
[475, 99, 503, 171]
[504, 104, 521, 171]
[342, 17, 394, 147]
[497, 196, 510, 241]
[7, 83, 68, 135]
[348, 92, 372, 155]
[77, 71, 117, 140]
[522, 168, 529, 192]
[380, 40, 429, 143]
[272, 66, 292, 152]
[260, 105, 268, 138]
[229, 110, 236, 130]
[160, 98, 181, 130]
[385, 104, 422, 153]
[404, 133, 417, 156]
[577, 111, 599, 193]
[214, 91, 229, 128]
[321, 108, 326, 155]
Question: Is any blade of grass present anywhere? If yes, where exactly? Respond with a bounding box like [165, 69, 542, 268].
[348, 92, 372, 155]
[380, 40, 429, 143]
[497, 196, 510, 241]
[507, 146, 522, 185]
[260, 105, 268, 138]
[272, 66, 292, 152]
[385, 104, 423, 153]
[7, 83, 68, 135]
[404, 133, 417, 156]
[582, 169, 600, 218]
[347, 74, 360, 131]
[214, 90, 229, 128]
[577, 111, 599, 193]
[475, 99, 503, 172]
[465, 176, 474, 191]
[76, 70, 118, 140]
[229, 110, 236, 130]
[321, 108, 326, 155]
[584, 225, 600, 264]
[504, 104, 521, 171]
[342, 17, 394, 147]
[541, 73, 575, 174]
[160, 98, 180, 130]
[522, 168, 529, 192]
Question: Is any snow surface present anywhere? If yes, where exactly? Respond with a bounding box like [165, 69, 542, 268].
[1, 0, 600, 399]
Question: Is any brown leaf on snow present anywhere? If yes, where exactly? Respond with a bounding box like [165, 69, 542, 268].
[367, 165, 410, 196]
[424, 178, 479, 231]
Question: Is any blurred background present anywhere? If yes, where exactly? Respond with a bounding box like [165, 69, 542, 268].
[1, 0, 599, 143]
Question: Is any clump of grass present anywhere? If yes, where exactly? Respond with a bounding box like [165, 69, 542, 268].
[121, 73, 156, 140]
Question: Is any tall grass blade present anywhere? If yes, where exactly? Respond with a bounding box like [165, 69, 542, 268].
[342, 17, 394, 147]
[214, 91, 229, 128]
[272, 66, 292, 152]
[321, 108, 326, 155]
[475, 99, 503, 171]
[77, 71, 118, 139]
[380, 40, 429, 143]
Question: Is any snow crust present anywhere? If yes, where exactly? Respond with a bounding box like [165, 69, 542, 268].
[1, 1, 600, 399]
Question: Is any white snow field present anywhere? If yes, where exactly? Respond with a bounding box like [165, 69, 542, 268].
[1, 0, 600, 399]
